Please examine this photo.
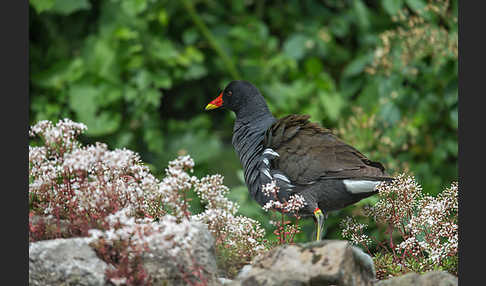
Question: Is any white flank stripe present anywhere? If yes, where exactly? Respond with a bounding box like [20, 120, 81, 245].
[273, 173, 291, 183]
[343, 180, 381, 194]
[262, 169, 272, 179]
[263, 148, 279, 157]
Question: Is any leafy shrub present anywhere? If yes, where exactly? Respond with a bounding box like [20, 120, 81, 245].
[29, 0, 457, 243]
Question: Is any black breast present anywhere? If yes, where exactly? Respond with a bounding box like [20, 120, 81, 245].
[232, 116, 276, 202]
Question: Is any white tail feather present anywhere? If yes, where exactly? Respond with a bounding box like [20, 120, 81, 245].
[343, 180, 381, 194]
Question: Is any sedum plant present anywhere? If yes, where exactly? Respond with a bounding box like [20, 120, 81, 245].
[261, 180, 305, 245]
[29, 118, 267, 284]
[340, 174, 458, 279]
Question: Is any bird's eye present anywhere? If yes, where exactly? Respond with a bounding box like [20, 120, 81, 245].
[227, 91, 232, 96]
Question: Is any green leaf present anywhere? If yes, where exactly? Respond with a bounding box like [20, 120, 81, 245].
[114, 27, 139, 40]
[185, 46, 204, 63]
[31, 58, 85, 90]
[168, 132, 222, 164]
[100, 85, 123, 107]
[50, 0, 91, 15]
[342, 53, 373, 78]
[353, 0, 370, 30]
[339, 77, 364, 98]
[405, 0, 427, 14]
[304, 58, 323, 77]
[182, 29, 199, 45]
[231, 0, 245, 12]
[144, 89, 162, 108]
[236, 170, 245, 184]
[123, 86, 138, 102]
[319, 92, 345, 122]
[227, 185, 248, 203]
[315, 73, 336, 92]
[121, 0, 148, 16]
[150, 39, 178, 62]
[379, 102, 401, 125]
[450, 108, 458, 129]
[83, 38, 117, 81]
[153, 71, 173, 89]
[183, 65, 207, 80]
[68, 84, 121, 136]
[133, 69, 152, 90]
[329, 17, 350, 38]
[157, 10, 169, 26]
[30, 0, 55, 13]
[143, 127, 164, 154]
[382, 0, 403, 16]
[283, 34, 308, 61]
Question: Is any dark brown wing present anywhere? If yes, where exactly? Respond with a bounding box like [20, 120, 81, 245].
[263, 114, 389, 184]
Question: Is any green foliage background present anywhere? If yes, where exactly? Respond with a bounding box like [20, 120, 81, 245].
[29, 0, 457, 242]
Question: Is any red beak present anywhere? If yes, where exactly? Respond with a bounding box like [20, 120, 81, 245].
[205, 92, 223, 110]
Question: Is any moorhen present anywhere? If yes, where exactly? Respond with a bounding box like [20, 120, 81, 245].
[205, 80, 392, 240]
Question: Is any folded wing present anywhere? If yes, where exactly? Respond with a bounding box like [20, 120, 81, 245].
[263, 114, 391, 185]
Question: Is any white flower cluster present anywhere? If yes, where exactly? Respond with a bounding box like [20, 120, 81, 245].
[156, 156, 267, 260]
[157, 155, 198, 220]
[193, 208, 266, 259]
[194, 174, 238, 214]
[29, 145, 62, 190]
[262, 180, 279, 197]
[29, 119, 164, 226]
[29, 119, 269, 267]
[369, 173, 423, 225]
[340, 217, 372, 247]
[192, 175, 266, 259]
[398, 181, 458, 266]
[29, 118, 87, 149]
[344, 174, 458, 272]
[88, 208, 197, 258]
[284, 194, 306, 213]
[261, 180, 306, 213]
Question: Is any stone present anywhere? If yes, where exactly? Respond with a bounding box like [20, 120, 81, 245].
[218, 277, 235, 285]
[29, 237, 110, 286]
[141, 221, 221, 286]
[29, 220, 221, 286]
[234, 240, 376, 286]
[375, 271, 458, 286]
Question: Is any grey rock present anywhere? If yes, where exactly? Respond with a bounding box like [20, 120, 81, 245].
[234, 240, 376, 286]
[29, 220, 221, 286]
[375, 271, 458, 286]
[218, 277, 235, 285]
[237, 265, 253, 279]
[142, 221, 221, 286]
[29, 237, 110, 286]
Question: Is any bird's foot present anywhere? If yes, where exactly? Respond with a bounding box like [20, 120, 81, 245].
[314, 208, 326, 241]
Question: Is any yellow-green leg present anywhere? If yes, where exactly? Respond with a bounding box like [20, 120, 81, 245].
[314, 208, 326, 241]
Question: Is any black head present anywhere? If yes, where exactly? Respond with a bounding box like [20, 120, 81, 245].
[205, 80, 271, 119]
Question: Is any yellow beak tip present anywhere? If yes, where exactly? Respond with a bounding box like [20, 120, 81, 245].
[205, 104, 219, 110]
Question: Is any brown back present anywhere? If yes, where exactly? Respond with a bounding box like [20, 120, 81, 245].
[264, 114, 390, 184]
